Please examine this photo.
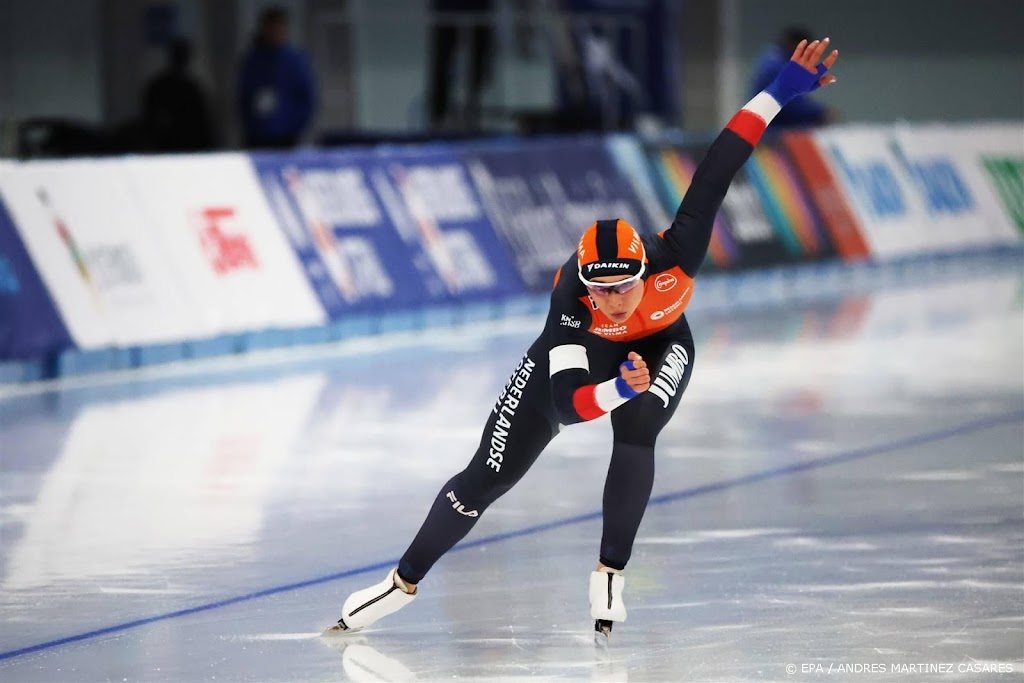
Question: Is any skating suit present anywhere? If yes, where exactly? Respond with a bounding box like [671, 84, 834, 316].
[397, 120, 761, 584]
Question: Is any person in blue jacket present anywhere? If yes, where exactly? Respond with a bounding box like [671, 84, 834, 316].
[749, 26, 835, 129]
[238, 7, 317, 149]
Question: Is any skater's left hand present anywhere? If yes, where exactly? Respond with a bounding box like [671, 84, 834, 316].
[767, 36, 839, 105]
[789, 36, 839, 89]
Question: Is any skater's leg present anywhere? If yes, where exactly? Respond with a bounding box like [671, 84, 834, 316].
[331, 353, 555, 632]
[397, 409, 553, 584]
[602, 336, 694, 569]
[397, 353, 557, 584]
[597, 441, 656, 571]
[588, 337, 693, 634]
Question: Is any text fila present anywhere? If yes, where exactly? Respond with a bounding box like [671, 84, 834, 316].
[446, 490, 479, 517]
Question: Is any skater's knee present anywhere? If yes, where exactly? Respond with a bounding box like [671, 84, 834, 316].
[448, 469, 509, 511]
[612, 430, 660, 451]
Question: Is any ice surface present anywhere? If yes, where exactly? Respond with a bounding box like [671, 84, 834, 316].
[1, 264, 1022, 682]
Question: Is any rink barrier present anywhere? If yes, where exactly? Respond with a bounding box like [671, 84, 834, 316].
[0, 295, 553, 383]
[0, 121, 1020, 380]
[2, 245, 1019, 385]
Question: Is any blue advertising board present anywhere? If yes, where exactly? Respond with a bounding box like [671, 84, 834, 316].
[370, 146, 526, 301]
[253, 145, 524, 319]
[253, 148, 430, 318]
[460, 136, 649, 291]
[645, 140, 796, 271]
[0, 197, 73, 360]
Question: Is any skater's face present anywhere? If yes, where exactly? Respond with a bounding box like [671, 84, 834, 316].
[587, 274, 645, 323]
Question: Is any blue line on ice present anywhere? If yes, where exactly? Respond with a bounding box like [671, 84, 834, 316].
[0, 410, 1020, 662]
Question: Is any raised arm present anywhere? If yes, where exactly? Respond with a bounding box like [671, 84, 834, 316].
[665, 38, 839, 277]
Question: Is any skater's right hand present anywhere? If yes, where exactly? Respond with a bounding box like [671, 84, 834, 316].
[619, 352, 650, 393]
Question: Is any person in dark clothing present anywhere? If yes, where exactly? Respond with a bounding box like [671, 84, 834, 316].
[326, 38, 840, 638]
[238, 7, 317, 149]
[749, 25, 836, 128]
[143, 38, 215, 153]
[427, 0, 495, 130]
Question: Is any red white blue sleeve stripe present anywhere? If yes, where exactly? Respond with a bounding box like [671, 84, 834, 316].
[571, 371, 641, 422]
[725, 91, 783, 146]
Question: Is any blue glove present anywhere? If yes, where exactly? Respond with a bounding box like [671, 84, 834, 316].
[765, 61, 828, 105]
[615, 360, 641, 399]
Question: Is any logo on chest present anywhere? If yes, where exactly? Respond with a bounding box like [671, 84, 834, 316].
[592, 323, 629, 337]
[654, 273, 677, 292]
[648, 286, 691, 321]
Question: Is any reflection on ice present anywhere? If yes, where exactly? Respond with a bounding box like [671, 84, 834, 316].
[4, 375, 325, 590]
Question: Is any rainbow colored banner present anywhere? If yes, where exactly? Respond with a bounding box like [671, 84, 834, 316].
[645, 141, 794, 271]
[745, 140, 836, 259]
[651, 147, 738, 270]
[779, 132, 871, 261]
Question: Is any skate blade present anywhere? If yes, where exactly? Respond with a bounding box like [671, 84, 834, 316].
[594, 619, 613, 639]
[321, 622, 362, 637]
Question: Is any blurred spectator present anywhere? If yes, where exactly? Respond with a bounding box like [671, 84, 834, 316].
[427, 0, 495, 130]
[238, 7, 316, 149]
[749, 25, 835, 128]
[142, 38, 215, 153]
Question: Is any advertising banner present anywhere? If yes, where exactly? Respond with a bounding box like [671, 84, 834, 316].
[0, 165, 107, 349]
[254, 149, 425, 317]
[0, 161, 207, 349]
[646, 141, 793, 271]
[982, 157, 1024, 235]
[372, 146, 526, 301]
[948, 122, 1023, 239]
[0, 195, 73, 360]
[463, 137, 648, 290]
[814, 126, 932, 259]
[254, 147, 523, 318]
[123, 154, 327, 334]
[889, 125, 1011, 250]
[605, 134, 673, 230]
[779, 131, 871, 261]
[745, 138, 836, 260]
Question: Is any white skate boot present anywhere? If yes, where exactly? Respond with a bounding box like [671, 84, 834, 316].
[589, 567, 626, 637]
[323, 568, 417, 635]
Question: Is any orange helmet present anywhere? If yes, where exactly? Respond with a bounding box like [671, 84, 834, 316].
[576, 219, 646, 284]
